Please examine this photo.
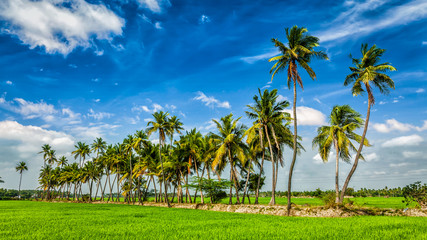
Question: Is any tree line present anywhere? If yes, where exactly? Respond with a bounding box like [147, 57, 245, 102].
[9, 25, 397, 215]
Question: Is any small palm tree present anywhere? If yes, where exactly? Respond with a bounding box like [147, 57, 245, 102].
[211, 113, 247, 204]
[340, 44, 396, 203]
[312, 105, 369, 203]
[72, 142, 91, 168]
[269, 25, 328, 214]
[57, 156, 68, 168]
[15, 161, 28, 199]
[146, 111, 172, 207]
[38, 144, 52, 168]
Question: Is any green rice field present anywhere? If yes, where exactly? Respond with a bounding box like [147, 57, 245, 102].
[1, 201, 426, 239]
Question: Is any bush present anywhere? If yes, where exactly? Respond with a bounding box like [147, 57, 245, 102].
[402, 181, 426, 207]
[321, 192, 336, 208]
[186, 177, 232, 204]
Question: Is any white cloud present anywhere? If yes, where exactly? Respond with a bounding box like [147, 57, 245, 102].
[199, 14, 211, 24]
[402, 151, 422, 158]
[165, 104, 176, 110]
[193, 91, 231, 109]
[0, 0, 124, 55]
[144, 118, 153, 122]
[382, 134, 424, 147]
[94, 99, 101, 103]
[365, 153, 378, 162]
[317, 0, 427, 43]
[87, 109, 113, 121]
[61, 108, 81, 124]
[1, 97, 57, 121]
[373, 171, 386, 175]
[5, 81, 12, 85]
[422, 41, 427, 45]
[373, 119, 427, 133]
[313, 98, 322, 104]
[390, 163, 409, 168]
[372, 119, 413, 133]
[0, 120, 74, 159]
[136, 0, 170, 13]
[154, 22, 162, 29]
[284, 106, 326, 126]
[277, 94, 288, 102]
[416, 88, 425, 93]
[66, 123, 119, 140]
[132, 103, 165, 113]
[313, 153, 334, 164]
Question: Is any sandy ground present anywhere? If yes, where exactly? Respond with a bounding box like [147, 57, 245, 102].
[86, 200, 427, 217]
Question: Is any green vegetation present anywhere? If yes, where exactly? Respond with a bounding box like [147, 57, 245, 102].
[1, 201, 425, 239]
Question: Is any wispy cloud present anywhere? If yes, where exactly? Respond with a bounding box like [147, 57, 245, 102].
[317, 0, 427, 43]
[5, 81, 12, 85]
[87, 109, 114, 121]
[416, 88, 425, 93]
[193, 91, 231, 109]
[240, 50, 278, 64]
[0, 0, 124, 55]
[132, 103, 164, 113]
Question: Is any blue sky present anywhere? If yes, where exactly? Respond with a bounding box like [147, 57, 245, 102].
[0, 0, 426, 191]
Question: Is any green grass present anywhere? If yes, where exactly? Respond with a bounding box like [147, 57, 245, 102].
[1, 201, 425, 239]
[141, 196, 413, 209]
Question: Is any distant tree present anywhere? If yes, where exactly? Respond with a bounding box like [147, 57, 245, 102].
[0, 176, 4, 183]
[402, 181, 426, 208]
[15, 161, 28, 199]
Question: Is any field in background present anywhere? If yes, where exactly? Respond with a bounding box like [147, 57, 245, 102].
[1, 201, 425, 239]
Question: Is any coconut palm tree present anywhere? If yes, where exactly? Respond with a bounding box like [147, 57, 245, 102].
[38, 144, 52, 168]
[211, 114, 247, 204]
[168, 116, 184, 146]
[57, 156, 68, 168]
[92, 138, 107, 159]
[15, 161, 28, 199]
[312, 105, 369, 203]
[269, 25, 328, 213]
[0, 176, 4, 183]
[340, 43, 396, 203]
[72, 142, 91, 167]
[245, 88, 291, 205]
[146, 111, 172, 207]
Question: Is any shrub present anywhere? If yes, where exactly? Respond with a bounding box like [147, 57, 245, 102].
[402, 181, 426, 207]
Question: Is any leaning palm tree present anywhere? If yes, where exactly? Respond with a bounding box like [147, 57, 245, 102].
[15, 161, 28, 199]
[146, 111, 172, 208]
[340, 44, 396, 203]
[312, 105, 369, 203]
[269, 25, 328, 214]
[211, 113, 247, 204]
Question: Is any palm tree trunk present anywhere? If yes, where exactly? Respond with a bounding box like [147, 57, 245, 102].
[334, 138, 340, 204]
[116, 168, 120, 202]
[18, 172, 22, 199]
[158, 137, 171, 207]
[128, 152, 133, 204]
[339, 98, 371, 203]
[255, 150, 265, 204]
[228, 148, 240, 204]
[242, 167, 250, 204]
[107, 170, 112, 201]
[153, 177, 157, 202]
[287, 79, 298, 216]
[94, 178, 101, 201]
[264, 125, 276, 205]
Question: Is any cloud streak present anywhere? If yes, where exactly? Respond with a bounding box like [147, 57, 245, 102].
[317, 0, 427, 43]
[193, 91, 231, 109]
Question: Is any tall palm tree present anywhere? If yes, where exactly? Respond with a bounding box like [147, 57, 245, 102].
[269, 25, 328, 213]
[340, 43, 396, 203]
[57, 156, 68, 168]
[38, 144, 52, 168]
[245, 88, 291, 205]
[72, 142, 91, 168]
[146, 111, 172, 207]
[168, 116, 184, 146]
[312, 105, 369, 203]
[211, 114, 247, 204]
[91, 137, 107, 159]
[15, 161, 28, 199]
